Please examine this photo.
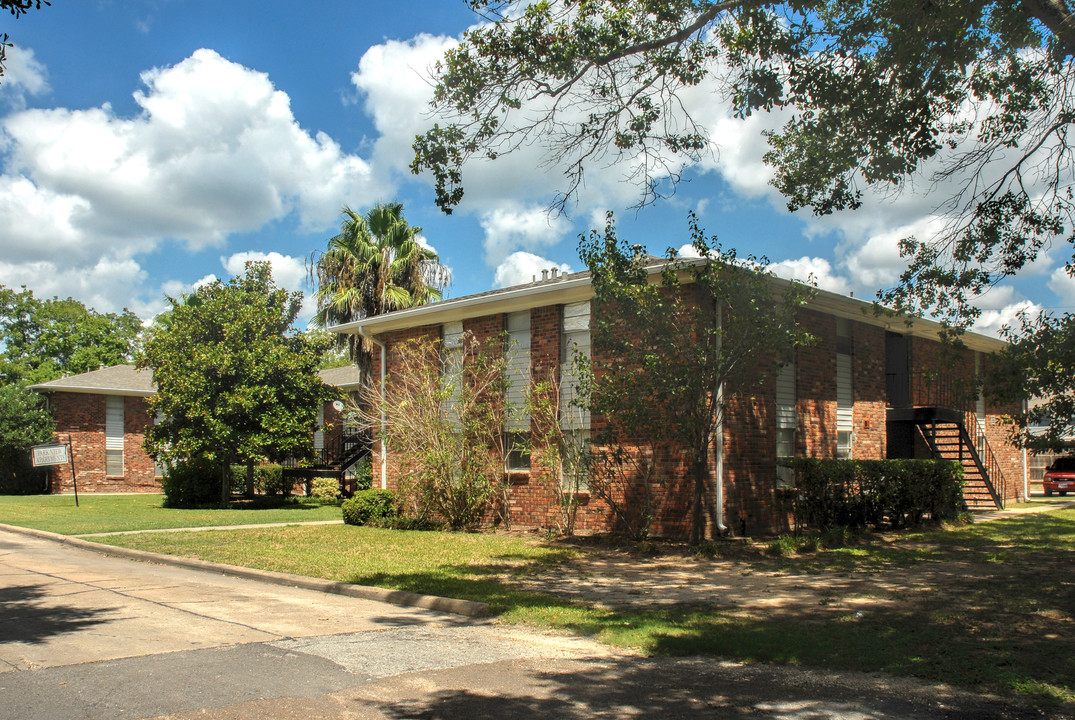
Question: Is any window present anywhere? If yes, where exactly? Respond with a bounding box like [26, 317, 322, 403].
[105, 395, 124, 477]
[836, 318, 853, 459]
[505, 430, 531, 472]
[153, 412, 165, 478]
[560, 302, 591, 489]
[561, 428, 590, 493]
[775, 360, 796, 487]
[314, 404, 325, 452]
[505, 312, 531, 471]
[442, 321, 464, 425]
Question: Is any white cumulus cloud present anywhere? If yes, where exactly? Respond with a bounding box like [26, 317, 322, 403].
[0, 48, 375, 321]
[768, 256, 851, 294]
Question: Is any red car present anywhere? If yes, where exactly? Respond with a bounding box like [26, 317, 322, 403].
[1043, 456, 1075, 497]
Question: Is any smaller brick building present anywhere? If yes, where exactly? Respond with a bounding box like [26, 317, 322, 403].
[30, 366, 160, 493]
[30, 365, 362, 494]
[332, 263, 1028, 538]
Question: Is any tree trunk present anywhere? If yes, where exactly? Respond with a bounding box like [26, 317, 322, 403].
[220, 460, 230, 506]
[690, 455, 708, 545]
[245, 458, 255, 498]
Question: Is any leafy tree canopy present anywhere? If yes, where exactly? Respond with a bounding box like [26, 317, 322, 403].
[415, 0, 1075, 442]
[0, 0, 49, 83]
[0, 382, 55, 493]
[0, 284, 143, 385]
[580, 212, 814, 542]
[140, 262, 334, 502]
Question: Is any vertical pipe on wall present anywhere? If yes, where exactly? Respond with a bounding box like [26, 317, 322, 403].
[357, 325, 388, 490]
[714, 302, 727, 536]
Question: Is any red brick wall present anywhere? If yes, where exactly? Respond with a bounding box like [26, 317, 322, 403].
[46, 392, 161, 493]
[909, 338, 1024, 502]
[369, 300, 1026, 535]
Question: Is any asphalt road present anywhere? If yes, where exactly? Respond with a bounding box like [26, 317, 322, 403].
[0, 527, 1066, 719]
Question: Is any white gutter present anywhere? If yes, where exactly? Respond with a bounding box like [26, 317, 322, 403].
[356, 324, 388, 490]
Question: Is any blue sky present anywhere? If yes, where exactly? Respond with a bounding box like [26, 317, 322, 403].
[1, 0, 1071, 336]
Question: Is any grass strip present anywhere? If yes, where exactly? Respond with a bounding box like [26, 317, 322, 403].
[0, 494, 341, 535]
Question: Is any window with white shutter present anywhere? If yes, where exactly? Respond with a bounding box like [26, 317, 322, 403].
[106, 395, 124, 477]
[836, 318, 853, 458]
[442, 321, 465, 426]
[775, 360, 796, 487]
[505, 312, 531, 471]
[560, 302, 591, 490]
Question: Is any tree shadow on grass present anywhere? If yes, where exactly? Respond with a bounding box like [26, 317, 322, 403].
[344, 541, 1075, 709]
[0, 584, 115, 644]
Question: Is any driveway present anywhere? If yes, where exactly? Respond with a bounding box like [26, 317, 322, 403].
[0, 527, 1063, 719]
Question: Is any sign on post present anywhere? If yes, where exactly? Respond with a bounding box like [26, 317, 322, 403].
[31, 443, 69, 467]
[31, 440, 78, 506]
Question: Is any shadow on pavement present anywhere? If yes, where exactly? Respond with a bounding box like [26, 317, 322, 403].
[368, 656, 1057, 720]
[0, 584, 115, 644]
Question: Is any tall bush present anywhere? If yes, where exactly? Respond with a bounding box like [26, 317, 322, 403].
[161, 457, 227, 508]
[355, 332, 513, 530]
[787, 459, 964, 530]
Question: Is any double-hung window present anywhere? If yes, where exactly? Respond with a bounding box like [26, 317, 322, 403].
[836, 318, 854, 459]
[105, 395, 124, 477]
[775, 360, 796, 487]
[560, 301, 591, 491]
[504, 312, 531, 472]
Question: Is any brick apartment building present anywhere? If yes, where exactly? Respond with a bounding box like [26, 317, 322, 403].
[30, 365, 362, 494]
[332, 264, 1027, 538]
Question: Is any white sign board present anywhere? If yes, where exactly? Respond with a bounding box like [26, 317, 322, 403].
[32, 443, 70, 467]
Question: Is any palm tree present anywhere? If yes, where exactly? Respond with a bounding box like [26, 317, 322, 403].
[309, 202, 450, 380]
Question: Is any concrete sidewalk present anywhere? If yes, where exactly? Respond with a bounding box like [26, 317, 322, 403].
[0, 522, 489, 617]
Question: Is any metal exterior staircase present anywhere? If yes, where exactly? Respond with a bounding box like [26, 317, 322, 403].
[282, 428, 371, 497]
[915, 413, 1006, 510]
[888, 372, 1008, 511]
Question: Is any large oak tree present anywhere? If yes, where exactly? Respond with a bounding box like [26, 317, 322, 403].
[413, 0, 1075, 443]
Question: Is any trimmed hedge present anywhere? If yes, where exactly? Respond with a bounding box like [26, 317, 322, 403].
[784, 458, 965, 530]
[162, 457, 228, 507]
[342, 489, 398, 526]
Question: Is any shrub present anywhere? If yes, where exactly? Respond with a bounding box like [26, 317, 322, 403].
[342, 489, 398, 526]
[351, 457, 373, 492]
[786, 459, 964, 530]
[367, 514, 443, 531]
[256, 464, 285, 496]
[161, 457, 226, 507]
[310, 476, 339, 501]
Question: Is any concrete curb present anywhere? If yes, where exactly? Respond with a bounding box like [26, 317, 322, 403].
[0, 523, 491, 618]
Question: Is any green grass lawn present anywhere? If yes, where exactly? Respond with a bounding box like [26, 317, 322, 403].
[3, 493, 1072, 709]
[0, 493, 342, 534]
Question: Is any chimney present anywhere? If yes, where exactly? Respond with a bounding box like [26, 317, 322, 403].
[551, 268, 559, 279]
[542, 269, 549, 281]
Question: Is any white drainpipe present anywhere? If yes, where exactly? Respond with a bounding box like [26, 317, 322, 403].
[714, 302, 727, 536]
[357, 325, 388, 490]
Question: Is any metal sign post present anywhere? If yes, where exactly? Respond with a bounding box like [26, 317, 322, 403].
[31, 438, 78, 506]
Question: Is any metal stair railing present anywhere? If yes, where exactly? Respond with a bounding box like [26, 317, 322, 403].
[903, 372, 1006, 510]
[961, 411, 1006, 509]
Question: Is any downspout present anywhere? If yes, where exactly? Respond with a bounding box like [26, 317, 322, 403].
[714, 301, 727, 536]
[1022, 397, 1029, 500]
[356, 324, 388, 490]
